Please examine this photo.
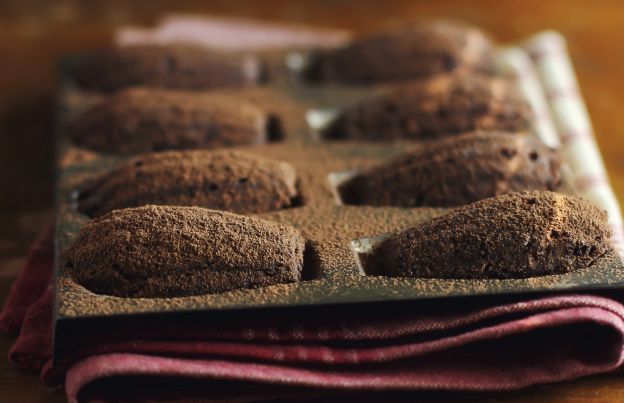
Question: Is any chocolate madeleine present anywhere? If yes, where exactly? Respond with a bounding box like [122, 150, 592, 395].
[377, 191, 611, 279]
[62, 206, 306, 298]
[340, 131, 561, 207]
[304, 20, 494, 84]
[324, 76, 532, 141]
[70, 87, 274, 154]
[72, 45, 263, 92]
[78, 150, 299, 217]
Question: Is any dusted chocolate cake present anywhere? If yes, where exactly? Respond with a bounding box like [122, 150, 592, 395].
[377, 191, 611, 279]
[324, 76, 532, 141]
[78, 150, 299, 217]
[340, 131, 561, 207]
[304, 20, 494, 84]
[70, 87, 274, 154]
[62, 206, 306, 298]
[72, 45, 263, 92]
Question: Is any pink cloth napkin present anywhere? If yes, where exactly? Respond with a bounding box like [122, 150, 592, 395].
[3, 229, 624, 402]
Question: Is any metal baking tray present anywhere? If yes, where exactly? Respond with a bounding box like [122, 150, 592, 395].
[52, 47, 624, 356]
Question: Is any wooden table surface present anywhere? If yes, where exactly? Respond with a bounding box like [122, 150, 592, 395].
[1, 0, 623, 401]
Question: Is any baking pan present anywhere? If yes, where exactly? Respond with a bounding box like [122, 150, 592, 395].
[52, 44, 624, 356]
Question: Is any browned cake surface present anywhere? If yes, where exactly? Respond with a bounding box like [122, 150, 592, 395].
[340, 131, 561, 207]
[324, 75, 532, 141]
[377, 191, 612, 279]
[69, 87, 269, 154]
[72, 44, 263, 92]
[61, 205, 306, 298]
[304, 20, 494, 84]
[77, 149, 299, 217]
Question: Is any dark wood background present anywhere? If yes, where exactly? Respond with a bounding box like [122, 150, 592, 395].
[1, 0, 623, 401]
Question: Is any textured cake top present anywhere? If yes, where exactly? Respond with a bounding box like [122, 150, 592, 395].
[325, 75, 533, 140]
[341, 131, 561, 207]
[62, 205, 305, 298]
[78, 149, 299, 216]
[72, 44, 263, 92]
[305, 20, 494, 83]
[378, 191, 612, 279]
[70, 87, 268, 154]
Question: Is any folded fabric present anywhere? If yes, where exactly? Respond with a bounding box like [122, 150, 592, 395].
[0, 225, 53, 336]
[3, 229, 624, 402]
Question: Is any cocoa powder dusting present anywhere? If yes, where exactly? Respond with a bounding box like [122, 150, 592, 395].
[62, 206, 305, 298]
[78, 149, 299, 217]
[377, 191, 612, 279]
[72, 45, 262, 92]
[70, 87, 269, 155]
[305, 20, 494, 84]
[324, 76, 532, 141]
[341, 131, 561, 207]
